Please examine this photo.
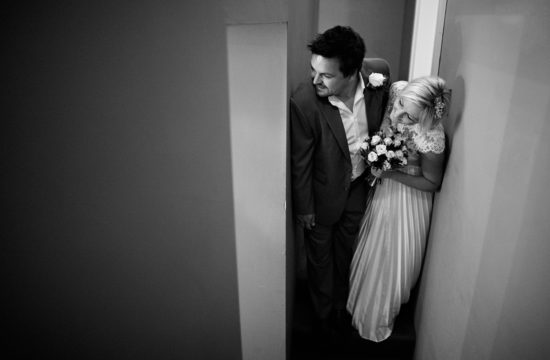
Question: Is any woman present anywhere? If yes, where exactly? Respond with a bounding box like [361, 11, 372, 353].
[347, 76, 451, 342]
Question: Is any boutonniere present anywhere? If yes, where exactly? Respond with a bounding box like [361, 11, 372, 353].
[367, 72, 386, 89]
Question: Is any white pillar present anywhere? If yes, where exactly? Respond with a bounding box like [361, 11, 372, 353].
[409, 0, 448, 79]
[227, 22, 288, 360]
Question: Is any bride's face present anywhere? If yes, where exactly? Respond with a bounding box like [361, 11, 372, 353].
[391, 97, 421, 125]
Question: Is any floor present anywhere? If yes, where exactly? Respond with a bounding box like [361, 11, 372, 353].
[290, 279, 417, 360]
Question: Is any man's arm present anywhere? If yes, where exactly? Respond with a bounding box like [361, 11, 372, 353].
[290, 97, 316, 223]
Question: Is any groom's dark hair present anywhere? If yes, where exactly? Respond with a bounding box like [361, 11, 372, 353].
[308, 25, 366, 78]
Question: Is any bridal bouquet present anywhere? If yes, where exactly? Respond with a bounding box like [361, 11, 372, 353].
[360, 125, 409, 186]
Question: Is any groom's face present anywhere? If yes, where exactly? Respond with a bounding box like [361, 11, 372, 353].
[310, 54, 353, 98]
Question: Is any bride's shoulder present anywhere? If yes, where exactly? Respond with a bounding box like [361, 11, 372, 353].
[427, 123, 445, 136]
[415, 124, 445, 154]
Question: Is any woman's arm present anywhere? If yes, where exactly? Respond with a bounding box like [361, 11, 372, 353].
[378, 150, 445, 192]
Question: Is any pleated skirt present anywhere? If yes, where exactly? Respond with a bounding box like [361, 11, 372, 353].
[347, 178, 433, 342]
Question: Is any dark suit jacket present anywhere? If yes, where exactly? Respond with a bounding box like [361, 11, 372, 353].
[290, 58, 391, 225]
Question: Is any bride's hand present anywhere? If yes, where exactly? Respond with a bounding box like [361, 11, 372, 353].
[370, 168, 383, 178]
[371, 167, 395, 179]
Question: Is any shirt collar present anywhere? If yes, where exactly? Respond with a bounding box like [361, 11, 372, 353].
[328, 73, 366, 106]
[356, 72, 366, 100]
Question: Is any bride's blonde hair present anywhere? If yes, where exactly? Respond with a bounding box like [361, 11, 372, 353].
[400, 76, 451, 131]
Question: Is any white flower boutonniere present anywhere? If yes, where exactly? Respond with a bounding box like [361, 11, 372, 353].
[368, 72, 386, 89]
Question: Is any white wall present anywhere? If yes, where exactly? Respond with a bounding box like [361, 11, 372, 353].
[317, 0, 408, 80]
[4, 1, 242, 358]
[289, 0, 320, 93]
[415, 0, 550, 359]
[224, 0, 287, 24]
[227, 23, 287, 360]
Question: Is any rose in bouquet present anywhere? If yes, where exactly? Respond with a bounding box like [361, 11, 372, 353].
[360, 125, 409, 186]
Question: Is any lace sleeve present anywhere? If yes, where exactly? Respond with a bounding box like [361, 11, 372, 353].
[415, 124, 446, 154]
[381, 81, 408, 129]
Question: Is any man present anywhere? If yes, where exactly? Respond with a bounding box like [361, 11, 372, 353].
[290, 25, 390, 334]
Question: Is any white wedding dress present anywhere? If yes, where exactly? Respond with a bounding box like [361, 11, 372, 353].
[346, 82, 445, 342]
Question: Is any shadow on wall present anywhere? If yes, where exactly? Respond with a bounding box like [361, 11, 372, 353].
[413, 12, 466, 334]
[443, 75, 464, 172]
[440, 16, 465, 171]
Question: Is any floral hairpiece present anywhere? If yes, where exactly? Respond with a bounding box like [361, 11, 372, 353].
[433, 95, 445, 120]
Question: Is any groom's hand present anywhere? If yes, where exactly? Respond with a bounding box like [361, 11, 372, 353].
[297, 214, 316, 230]
[370, 167, 383, 178]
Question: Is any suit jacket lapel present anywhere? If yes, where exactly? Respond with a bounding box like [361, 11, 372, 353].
[319, 100, 351, 162]
[364, 87, 383, 135]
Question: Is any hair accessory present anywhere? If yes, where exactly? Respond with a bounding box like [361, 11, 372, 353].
[433, 95, 445, 120]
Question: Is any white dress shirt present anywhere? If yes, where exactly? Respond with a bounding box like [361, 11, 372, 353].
[328, 74, 368, 181]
